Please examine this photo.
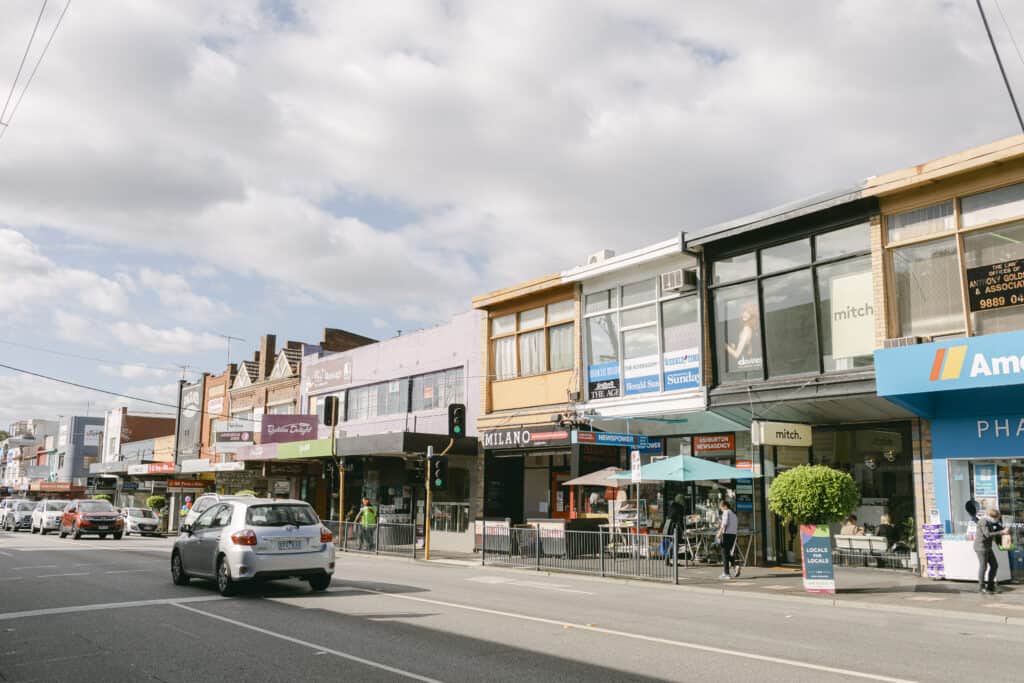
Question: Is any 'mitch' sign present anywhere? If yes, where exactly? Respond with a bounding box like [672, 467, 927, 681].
[751, 420, 812, 448]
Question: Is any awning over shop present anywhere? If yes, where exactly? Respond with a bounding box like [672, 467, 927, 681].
[583, 411, 748, 437]
[875, 329, 1024, 419]
[337, 432, 479, 458]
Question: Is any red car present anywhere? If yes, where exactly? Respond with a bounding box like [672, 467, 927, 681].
[59, 499, 124, 540]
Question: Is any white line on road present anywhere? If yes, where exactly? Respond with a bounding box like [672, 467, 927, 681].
[104, 569, 150, 574]
[358, 588, 916, 683]
[173, 603, 444, 683]
[0, 551, 12, 557]
[36, 572, 90, 578]
[0, 596, 225, 621]
[11, 565, 58, 570]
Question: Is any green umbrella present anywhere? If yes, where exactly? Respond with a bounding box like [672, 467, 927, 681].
[612, 455, 761, 482]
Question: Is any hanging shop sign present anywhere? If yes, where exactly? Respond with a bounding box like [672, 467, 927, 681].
[572, 431, 661, 453]
[302, 355, 354, 394]
[482, 427, 571, 450]
[693, 434, 735, 454]
[83, 425, 103, 447]
[261, 414, 318, 444]
[214, 419, 254, 453]
[830, 271, 875, 360]
[178, 380, 204, 459]
[800, 525, 836, 594]
[587, 362, 621, 400]
[967, 259, 1024, 312]
[235, 443, 279, 461]
[751, 421, 812, 448]
[167, 479, 209, 490]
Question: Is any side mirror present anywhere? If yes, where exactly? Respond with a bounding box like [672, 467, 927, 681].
[180, 523, 193, 535]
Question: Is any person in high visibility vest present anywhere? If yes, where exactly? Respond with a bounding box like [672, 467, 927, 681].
[355, 497, 377, 551]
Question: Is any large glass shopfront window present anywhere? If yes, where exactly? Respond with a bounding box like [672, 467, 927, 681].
[711, 222, 874, 384]
[887, 180, 1024, 339]
[584, 275, 699, 400]
[947, 459, 1024, 547]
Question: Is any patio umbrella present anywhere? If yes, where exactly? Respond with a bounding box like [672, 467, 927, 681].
[561, 467, 627, 488]
[612, 455, 761, 482]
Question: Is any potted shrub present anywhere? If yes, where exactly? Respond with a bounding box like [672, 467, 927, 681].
[147, 495, 167, 532]
[769, 465, 860, 565]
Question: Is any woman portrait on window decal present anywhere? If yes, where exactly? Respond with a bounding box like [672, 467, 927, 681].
[726, 302, 759, 368]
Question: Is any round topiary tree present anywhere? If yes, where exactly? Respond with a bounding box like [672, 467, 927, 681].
[234, 489, 256, 496]
[146, 495, 167, 513]
[768, 465, 860, 526]
[92, 493, 112, 503]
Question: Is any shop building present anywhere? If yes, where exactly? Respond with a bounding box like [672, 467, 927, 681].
[99, 407, 176, 465]
[688, 186, 917, 566]
[0, 419, 57, 494]
[52, 415, 103, 485]
[473, 274, 582, 524]
[300, 310, 483, 551]
[869, 135, 1024, 579]
[201, 365, 235, 459]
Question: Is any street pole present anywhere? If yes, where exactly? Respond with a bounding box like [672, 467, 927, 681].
[425, 445, 433, 561]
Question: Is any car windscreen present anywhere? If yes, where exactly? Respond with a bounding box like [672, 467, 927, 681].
[131, 509, 156, 518]
[79, 501, 114, 513]
[45, 501, 67, 511]
[245, 504, 318, 527]
[16, 502, 33, 511]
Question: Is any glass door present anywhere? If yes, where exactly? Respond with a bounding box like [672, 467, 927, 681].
[763, 445, 811, 565]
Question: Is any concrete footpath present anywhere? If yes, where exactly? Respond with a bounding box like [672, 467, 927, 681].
[348, 549, 1024, 625]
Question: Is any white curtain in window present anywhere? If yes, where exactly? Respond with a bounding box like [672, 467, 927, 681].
[548, 323, 574, 371]
[494, 338, 516, 379]
[519, 330, 544, 375]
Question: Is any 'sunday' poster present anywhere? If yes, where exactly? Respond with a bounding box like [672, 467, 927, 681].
[800, 524, 836, 594]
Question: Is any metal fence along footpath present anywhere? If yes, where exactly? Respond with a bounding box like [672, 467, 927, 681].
[479, 522, 681, 584]
[335, 521, 418, 558]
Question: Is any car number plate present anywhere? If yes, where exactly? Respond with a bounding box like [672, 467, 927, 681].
[278, 539, 303, 551]
[97, 525, 109, 530]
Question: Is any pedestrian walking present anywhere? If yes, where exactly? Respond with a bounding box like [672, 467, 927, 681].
[663, 494, 685, 566]
[716, 500, 737, 580]
[975, 506, 1006, 594]
[355, 497, 377, 551]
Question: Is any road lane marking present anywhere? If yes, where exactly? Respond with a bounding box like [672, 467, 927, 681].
[356, 588, 916, 683]
[173, 603, 444, 683]
[36, 572, 90, 578]
[11, 565, 58, 570]
[0, 551, 12, 557]
[105, 569, 151, 574]
[0, 596, 225, 621]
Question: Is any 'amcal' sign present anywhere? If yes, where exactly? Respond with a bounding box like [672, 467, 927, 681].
[482, 427, 571, 450]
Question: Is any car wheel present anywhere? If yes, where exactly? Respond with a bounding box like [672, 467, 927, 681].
[72, 524, 82, 540]
[100, 534, 107, 539]
[308, 574, 331, 592]
[113, 533, 122, 540]
[59, 526, 68, 539]
[170, 551, 190, 586]
[216, 557, 236, 597]
[40, 528, 47, 535]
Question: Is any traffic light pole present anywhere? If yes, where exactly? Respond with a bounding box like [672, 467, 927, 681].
[424, 445, 433, 560]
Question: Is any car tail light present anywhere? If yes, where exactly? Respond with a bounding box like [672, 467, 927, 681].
[320, 527, 333, 543]
[231, 529, 258, 546]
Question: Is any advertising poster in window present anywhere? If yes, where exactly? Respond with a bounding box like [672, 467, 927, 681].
[662, 301, 700, 391]
[974, 463, 998, 509]
[624, 354, 660, 395]
[587, 362, 620, 399]
[830, 270, 875, 359]
[723, 295, 762, 372]
[663, 347, 700, 391]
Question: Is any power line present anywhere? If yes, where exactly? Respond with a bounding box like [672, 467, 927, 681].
[0, 362, 179, 411]
[0, 0, 71, 143]
[977, 0, 1024, 134]
[0, 338, 202, 376]
[994, 0, 1024, 68]
[0, 0, 47, 123]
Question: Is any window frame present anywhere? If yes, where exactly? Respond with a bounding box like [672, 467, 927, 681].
[583, 276, 701, 400]
[488, 298, 577, 381]
[883, 179, 1024, 339]
[708, 221, 873, 386]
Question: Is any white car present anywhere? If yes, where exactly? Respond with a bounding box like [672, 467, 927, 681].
[171, 499, 335, 596]
[181, 493, 255, 531]
[31, 500, 68, 534]
[122, 507, 161, 536]
[3, 500, 34, 531]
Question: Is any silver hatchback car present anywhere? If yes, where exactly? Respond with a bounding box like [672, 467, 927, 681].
[171, 498, 335, 596]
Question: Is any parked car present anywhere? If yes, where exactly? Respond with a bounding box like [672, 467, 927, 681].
[122, 507, 160, 536]
[59, 499, 124, 539]
[31, 500, 69, 534]
[181, 493, 255, 530]
[171, 499, 334, 596]
[2, 500, 35, 531]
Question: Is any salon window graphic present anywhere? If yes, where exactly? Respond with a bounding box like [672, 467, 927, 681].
[724, 299, 762, 373]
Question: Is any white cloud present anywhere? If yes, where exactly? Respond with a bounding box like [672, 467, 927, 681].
[371, 317, 389, 329]
[0, 230, 130, 318]
[52, 310, 100, 346]
[0, 0, 1019, 321]
[110, 322, 225, 354]
[138, 267, 231, 322]
[98, 364, 171, 380]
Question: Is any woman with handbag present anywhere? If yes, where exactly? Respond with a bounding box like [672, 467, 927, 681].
[975, 506, 1007, 594]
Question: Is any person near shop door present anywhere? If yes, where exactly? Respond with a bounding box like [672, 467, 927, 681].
[355, 497, 377, 551]
[975, 506, 1006, 594]
[663, 494, 686, 566]
[716, 500, 738, 580]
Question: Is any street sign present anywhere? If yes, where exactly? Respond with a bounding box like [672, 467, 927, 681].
[630, 450, 641, 483]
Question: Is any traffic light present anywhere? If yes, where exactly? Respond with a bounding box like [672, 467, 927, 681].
[430, 455, 448, 491]
[447, 403, 466, 438]
[322, 395, 340, 426]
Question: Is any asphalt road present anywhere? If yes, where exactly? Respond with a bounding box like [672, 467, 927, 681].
[1, 530, 1019, 683]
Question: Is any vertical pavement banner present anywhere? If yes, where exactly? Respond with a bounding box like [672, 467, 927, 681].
[799, 524, 836, 594]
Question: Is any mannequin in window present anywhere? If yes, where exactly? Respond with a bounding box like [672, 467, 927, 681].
[725, 303, 759, 366]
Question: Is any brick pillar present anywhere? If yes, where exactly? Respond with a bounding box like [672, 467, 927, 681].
[911, 418, 935, 571]
[869, 214, 890, 346]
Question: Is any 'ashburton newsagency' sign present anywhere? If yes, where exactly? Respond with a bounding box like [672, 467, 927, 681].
[967, 259, 1024, 312]
[751, 420, 812, 447]
[482, 427, 571, 450]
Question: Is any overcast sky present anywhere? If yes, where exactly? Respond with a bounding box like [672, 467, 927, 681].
[2, 0, 1024, 428]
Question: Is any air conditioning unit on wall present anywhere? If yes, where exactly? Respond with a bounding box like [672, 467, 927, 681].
[661, 268, 698, 292]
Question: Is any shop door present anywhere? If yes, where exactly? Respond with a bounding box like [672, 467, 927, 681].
[764, 445, 810, 565]
[524, 468, 550, 520]
[551, 472, 571, 519]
